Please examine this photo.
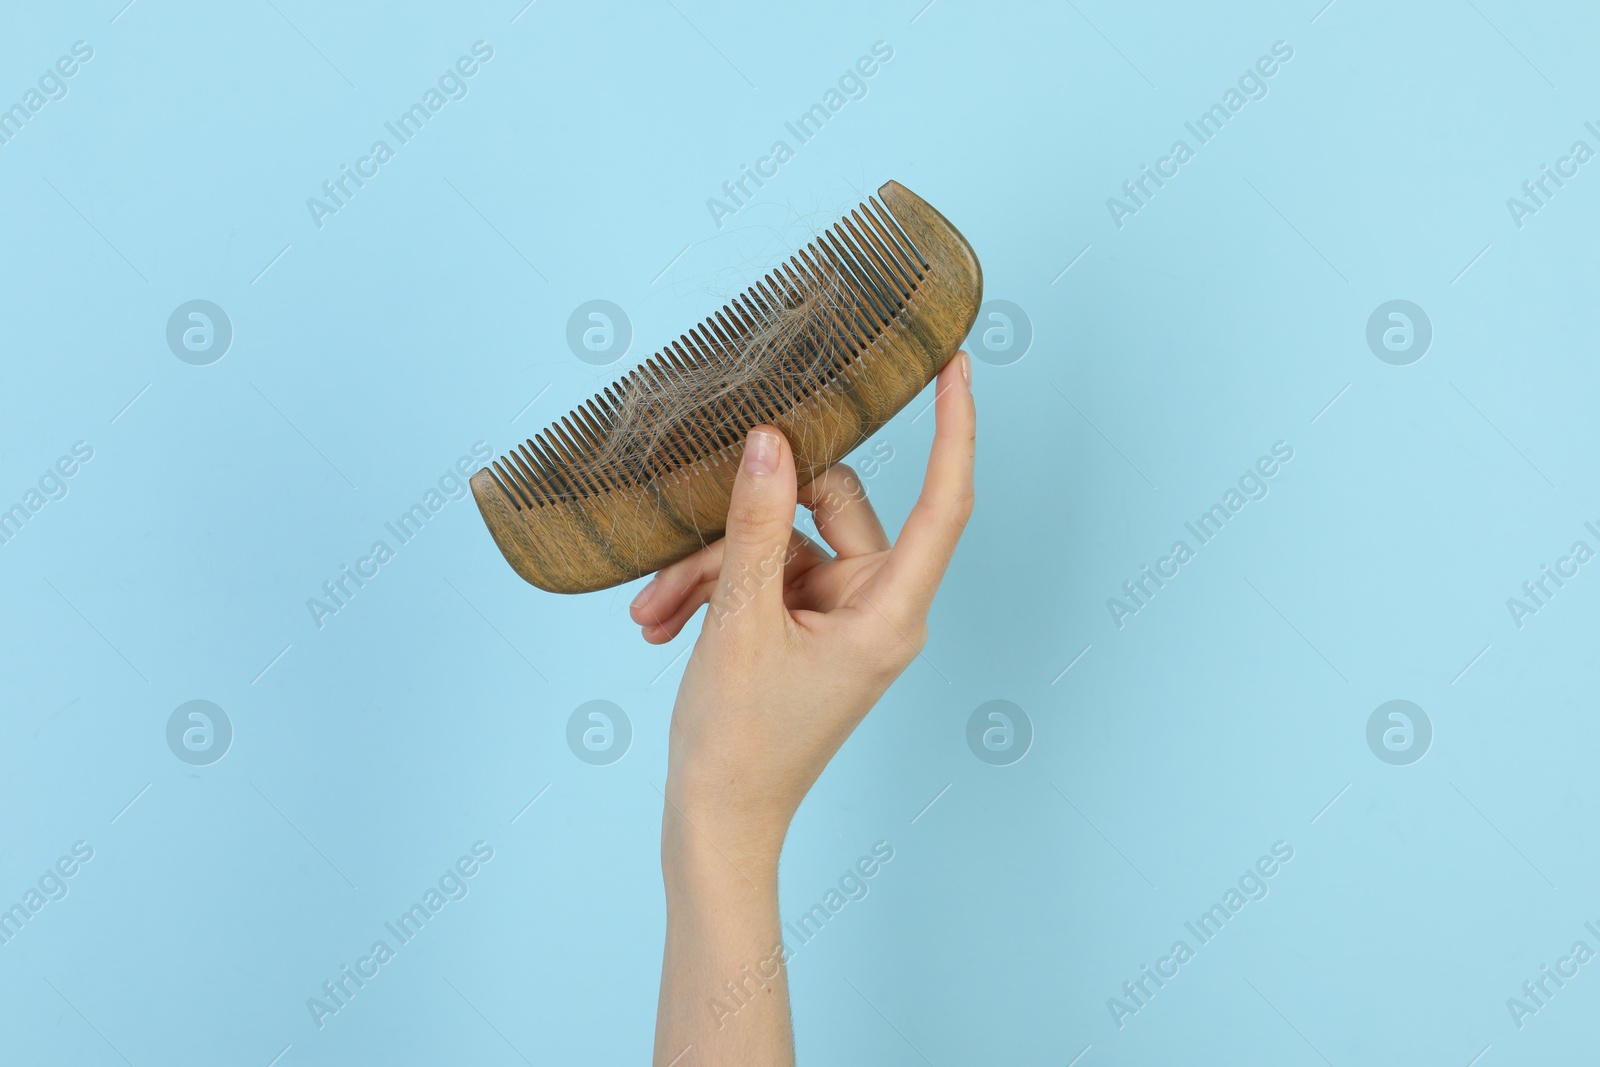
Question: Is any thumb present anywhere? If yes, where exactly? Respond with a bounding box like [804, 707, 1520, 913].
[709, 425, 796, 631]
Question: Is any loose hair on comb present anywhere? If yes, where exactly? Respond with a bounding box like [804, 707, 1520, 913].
[572, 251, 883, 493]
[470, 180, 982, 594]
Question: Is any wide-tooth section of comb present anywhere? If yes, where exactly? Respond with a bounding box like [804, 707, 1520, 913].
[471, 180, 981, 593]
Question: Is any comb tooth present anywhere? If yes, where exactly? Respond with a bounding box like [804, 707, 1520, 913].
[835, 218, 905, 309]
[808, 234, 878, 322]
[746, 332, 792, 420]
[505, 445, 547, 505]
[713, 303, 756, 350]
[805, 238, 887, 329]
[728, 291, 765, 338]
[580, 403, 621, 484]
[747, 276, 784, 325]
[798, 246, 881, 341]
[517, 438, 565, 503]
[663, 340, 711, 410]
[824, 228, 899, 320]
[747, 308, 807, 426]
[772, 261, 834, 381]
[632, 360, 665, 407]
[488, 465, 527, 510]
[659, 341, 691, 376]
[707, 313, 761, 384]
[526, 434, 578, 503]
[559, 414, 602, 471]
[562, 410, 608, 473]
[868, 196, 928, 271]
[845, 212, 915, 300]
[598, 379, 633, 428]
[780, 254, 843, 333]
[670, 332, 713, 381]
[656, 343, 720, 463]
[736, 281, 780, 340]
[556, 412, 590, 456]
[518, 435, 563, 495]
[697, 321, 747, 411]
[713, 308, 760, 371]
[566, 410, 607, 456]
[708, 310, 794, 425]
[532, 430, 580, 502]
[648, 344, 710, 474]
[660, 340, 714, 465]
[784, 268, 861, 390]
[650, 343, 696, 396]
[764, 269, 801, 309]
[580, 394, 615, 437]
[571, 407, 622, 493]
[630, 348, 688, 476]
[690, 323, 733, 369]
[765, 267, 803, 308]
[681, 329, 748, 446]
[785, 254, 869, 356]
[520, 436, 565, 502]
[588, 396, 636, 486]
[857, 204, 924, 285]
[646, 347, 697, 476]
[491, 459, 533, 509]
[735, 290, 808, 376]
[547, 421, 604, 499]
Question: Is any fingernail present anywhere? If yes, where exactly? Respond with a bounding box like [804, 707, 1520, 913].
[959, 349, 972, 387]
[743, 427, 779, 475]
[631, 580, 657, 612]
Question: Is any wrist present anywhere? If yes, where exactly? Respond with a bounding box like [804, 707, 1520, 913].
[660, 778, 788, 896]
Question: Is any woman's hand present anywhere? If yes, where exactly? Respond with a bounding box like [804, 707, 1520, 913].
[633, 350, 976, 858]
[645, 351, 974, 1067]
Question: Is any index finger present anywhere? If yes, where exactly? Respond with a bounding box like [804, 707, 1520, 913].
[867, 350, 975, 621]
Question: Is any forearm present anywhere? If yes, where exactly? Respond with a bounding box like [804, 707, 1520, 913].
[654, 800, 794, 1067]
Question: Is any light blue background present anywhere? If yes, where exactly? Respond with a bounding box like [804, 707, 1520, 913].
[2, 1, 1596, 1063]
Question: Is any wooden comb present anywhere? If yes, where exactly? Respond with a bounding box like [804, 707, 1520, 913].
[470, 180, 982, 594]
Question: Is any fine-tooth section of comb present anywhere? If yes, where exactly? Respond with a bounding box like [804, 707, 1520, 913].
[470, 180, 982, 593]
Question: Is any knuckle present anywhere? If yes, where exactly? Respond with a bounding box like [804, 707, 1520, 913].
[833, 463, 862, 493]
[724, 499, 778, 543]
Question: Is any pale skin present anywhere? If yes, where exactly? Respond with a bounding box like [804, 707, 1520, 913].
[629, 351, 976, 1066]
